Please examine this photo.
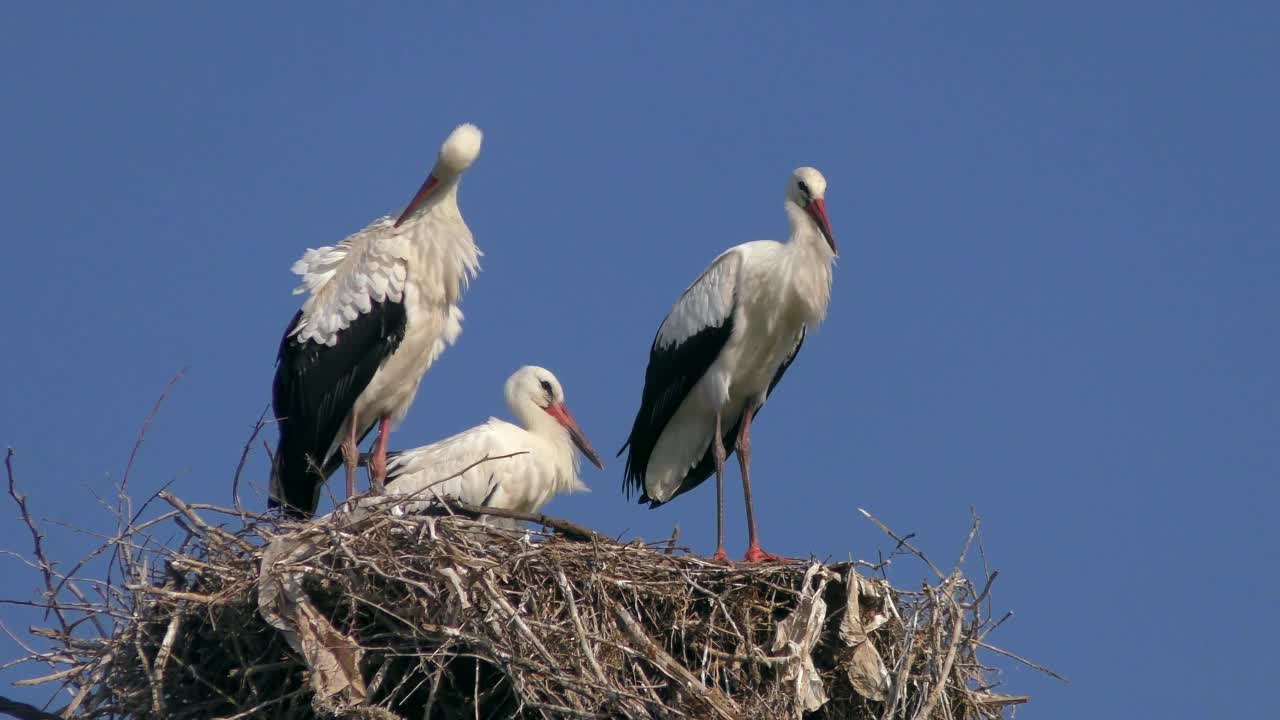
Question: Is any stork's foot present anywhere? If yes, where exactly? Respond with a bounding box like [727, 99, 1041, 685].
[709, 547, 732, 565]
[368, 415, 391, 495]
[741, 543, 799, 564]
[368, 456, 387, 495]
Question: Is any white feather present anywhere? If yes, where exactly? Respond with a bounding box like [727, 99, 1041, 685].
[289, 220, 411, 347]
[654, 249, 742, 349]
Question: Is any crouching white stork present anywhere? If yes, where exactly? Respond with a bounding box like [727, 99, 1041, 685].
[270, 123, 484, 519]
[620, 167, 837, 563]
[374, 366, 603, 526]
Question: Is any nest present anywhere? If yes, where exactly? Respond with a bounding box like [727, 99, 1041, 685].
[3, 453, 1040, 719]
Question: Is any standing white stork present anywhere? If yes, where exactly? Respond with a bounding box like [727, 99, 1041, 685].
[375, 366, 603, 524]
[270, 123, 484, 519]
[620, 167, 837, 563]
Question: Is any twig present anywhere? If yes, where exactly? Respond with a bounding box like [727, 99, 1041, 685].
[157, 491, 255, 554]
[361, 451, 530, 507]
[121, 368, 187, 495]
[977, 640, 1070, 684]
[664, 524, 679, 555]
[437, 498, 610, 543]
[5, 449, 70, 636]
[555, 568, 608, 684]
[858, 507, 945, 580]
[151, 611, 184, 710]
[124, 585, 224, 604]
[232, 405, 271, 514]
[971, 569, 1000, 609]
[209, 687, 309, 720]
[950, 507, 982, 578]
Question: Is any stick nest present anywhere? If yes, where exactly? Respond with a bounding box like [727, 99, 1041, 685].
[5, 484, 1035, 720]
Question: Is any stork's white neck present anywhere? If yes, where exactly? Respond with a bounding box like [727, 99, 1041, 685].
[394, 176, 480, 307]
[402, 177, 463, 226]
[781, 202, 835, 325]
[783, 202, 831, 253]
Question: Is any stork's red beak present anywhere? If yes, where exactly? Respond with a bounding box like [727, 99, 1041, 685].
[543, 403, 604, 470]
[805, 197, 836, 254]
[394, 174, 440, 227]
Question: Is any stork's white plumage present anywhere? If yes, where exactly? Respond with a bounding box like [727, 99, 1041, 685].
[376, 366, 603, 525]
[620, 167, 837, 563]
[270, 123, 484, 518]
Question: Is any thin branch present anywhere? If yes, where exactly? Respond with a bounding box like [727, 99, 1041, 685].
[554, 567, 608, 684]
[121, 368, 187, 495]
[5, 449, 69, 636]
[977, 640, 1070, 684]
[232, 405, 272, 514]
[436, 497, 610, 544]
[858, 507, 945, 580]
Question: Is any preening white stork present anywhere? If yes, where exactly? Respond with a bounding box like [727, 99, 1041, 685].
[620, 167, 837, 563]
[270, 123, 484, 519]
[375, 366, 603, 525]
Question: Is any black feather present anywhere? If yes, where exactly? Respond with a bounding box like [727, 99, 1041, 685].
[619, 313, 736, 503]
[269, 301, 407, 518]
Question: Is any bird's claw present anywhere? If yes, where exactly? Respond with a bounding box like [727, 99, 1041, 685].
[709, 548, 732, 566]
[742, 544, 798, 564]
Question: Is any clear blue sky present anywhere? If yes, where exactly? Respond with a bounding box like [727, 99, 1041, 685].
[2, 3, 1276, 717]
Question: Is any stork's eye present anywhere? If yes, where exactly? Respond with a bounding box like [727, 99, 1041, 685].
[797, 180, 812, 198]
[539, 379, 553, 395]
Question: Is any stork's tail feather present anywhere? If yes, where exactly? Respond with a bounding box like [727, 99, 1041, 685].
[267, 460, 317, 520]
[268, 429, 331, 520]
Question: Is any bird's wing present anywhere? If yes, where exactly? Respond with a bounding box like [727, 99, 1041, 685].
[620, 248, 742, 501]
[289, 219, 409, 347]
[269, 298, 407, 517]
[383, 419, 535, 510]
[652, 247, 741, 350]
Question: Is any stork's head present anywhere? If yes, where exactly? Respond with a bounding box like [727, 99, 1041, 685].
[436, 123, 484, 176]
[394, 123, 484, 227]
[786, 167, 836, 254]
[505, 366, 605, 470]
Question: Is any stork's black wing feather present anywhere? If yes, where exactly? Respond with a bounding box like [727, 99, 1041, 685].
[620, 250, 743, 505]
[269, 301, 407, 518]
[620, 315, 736, 503]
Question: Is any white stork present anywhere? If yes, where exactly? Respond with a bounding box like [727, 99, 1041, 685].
[375, 366, 603, 525]
[270, 123, 484, 519]
[620, 167, 837, 563]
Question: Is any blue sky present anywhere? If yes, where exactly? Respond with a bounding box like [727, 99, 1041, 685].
[2, 3, 1276, 717]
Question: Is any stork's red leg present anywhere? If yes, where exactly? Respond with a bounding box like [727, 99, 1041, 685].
[341, 412, 359, 502]
[369, 415, 391, 494]
[710, 409, 730, 565]
[738, 403, 793, 564]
